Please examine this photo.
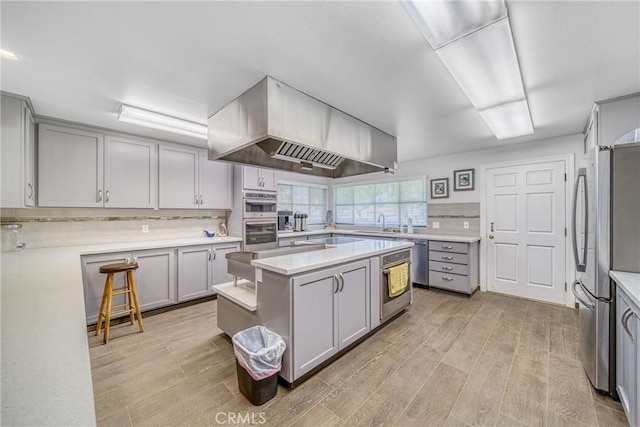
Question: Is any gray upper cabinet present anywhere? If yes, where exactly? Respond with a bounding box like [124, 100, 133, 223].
[159, 144, 199, 208]
[39, 124, 160, 208]
[199, 152, 232, 210]
[159, 145, 231, 209]
[242, 166, 276, 192]
[104, 136, 158, 208]
[1, 94, 36, 208]
[38, 124, 104, 207]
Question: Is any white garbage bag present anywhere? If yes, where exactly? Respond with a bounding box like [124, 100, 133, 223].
[232, 326, 286, 380]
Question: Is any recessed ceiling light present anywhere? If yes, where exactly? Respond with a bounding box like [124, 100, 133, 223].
[0, 48, 25, 61]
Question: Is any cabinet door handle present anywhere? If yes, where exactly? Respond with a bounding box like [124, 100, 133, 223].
[200, 195, 204, 205]
[441, 266, 453, 271]
[208, 249, 212, 261]
[333, 275, 339, 294]
[339, 273, 345, 292]
[212, 249, 216, 260]
[194, 195, 199, 205]
[97, 189, 103, 202]
[105, 190, 110, 203]
[441, 245, 453, 249]
[622, 308, 635, 341]
[442, 255, 453, 260]
[125, 257, 131, 263]
[133, 256, 138, 263]
[442, 276, 454, 281]
[27, 183, 33, 199]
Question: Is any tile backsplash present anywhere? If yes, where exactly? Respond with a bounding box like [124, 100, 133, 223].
[0, 208, 227, 249]
[425, 202, 480, 236]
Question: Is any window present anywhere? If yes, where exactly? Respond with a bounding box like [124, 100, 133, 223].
[334, 178, 427, 227]
[277, 183, 328, 225]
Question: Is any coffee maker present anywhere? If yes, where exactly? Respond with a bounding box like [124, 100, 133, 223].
[277, 210, 293, 232]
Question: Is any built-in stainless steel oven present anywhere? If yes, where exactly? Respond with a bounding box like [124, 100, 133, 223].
[243, 192, 277, 219]
[380, 249, 412, 322]
[243, 219, 278, 251]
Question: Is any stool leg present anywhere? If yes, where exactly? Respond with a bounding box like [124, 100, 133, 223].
[128, 270, 144, 332]
[103, 273, 115, 344]
[95, 274, 110, 337]
[126, 273, 134, 325]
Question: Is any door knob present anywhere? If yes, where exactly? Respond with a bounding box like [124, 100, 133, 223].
[489, 234, 495, 239]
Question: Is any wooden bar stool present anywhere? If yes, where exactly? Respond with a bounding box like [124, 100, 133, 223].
[96, 262, 144, 344]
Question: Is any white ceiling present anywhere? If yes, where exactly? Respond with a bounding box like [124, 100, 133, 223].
[1, 1, 638, 162]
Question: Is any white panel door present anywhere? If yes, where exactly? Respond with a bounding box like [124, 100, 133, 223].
[199, 152, 231, 209]
[486, 160, 566, 304]
[105, 136, 157, 208]
[159, 145, 199, 209]
[38, 124, 104, 207]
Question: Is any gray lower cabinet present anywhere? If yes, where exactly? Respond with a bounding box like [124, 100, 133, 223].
[616, 286, 638, 427]
[81, 248, 176, 324]
[428, 240, 479, 294]
[291, 259, 369, 379]
[177, 243, 240, 302]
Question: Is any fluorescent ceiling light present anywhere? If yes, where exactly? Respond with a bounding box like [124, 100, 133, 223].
[0, 48, 24, 61]
[401, 0, 533, 139]
[479, 100, 533, 140]
[435, 18, 524, 110]
[117, 104, 207, 139]
[401, 0, 506, 49]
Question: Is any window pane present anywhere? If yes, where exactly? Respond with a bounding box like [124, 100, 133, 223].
[292, 186, 309, 204]
[278, 184, 292, 204]
[401, 180, 425, 202]
[375, 182, 399, 203]
[277, 202, 292, 212]
[401, 203, 427, 226]
[309, 187, 325, 205]
[292, 204, 308, 215]
[309, 205, 326, 224]
[354, 185, 375, 204]
[335, 205, 353, 224]
[375, 204, 400, 227]
[335, 187, 354, 205]
[354, 204, 375, 225]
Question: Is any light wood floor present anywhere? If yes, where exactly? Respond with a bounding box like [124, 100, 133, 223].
[88, 288, 629, 427]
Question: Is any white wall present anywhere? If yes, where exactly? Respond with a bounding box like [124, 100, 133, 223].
[332, 133, 584, 204]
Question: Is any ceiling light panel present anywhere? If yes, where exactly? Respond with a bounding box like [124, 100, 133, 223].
[401, 0, 506, 49]
[0, 48, 25, 61]
[118, 104, 207, 139]
[435, 18, 525, 110]
[478, 100, 533, 140]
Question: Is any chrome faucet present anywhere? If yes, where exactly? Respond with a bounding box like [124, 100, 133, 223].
[377, 213, 385, 230]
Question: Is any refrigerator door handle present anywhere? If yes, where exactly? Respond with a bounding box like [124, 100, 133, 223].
[572, 168, 588, 272]
[572, 280, 595, 308]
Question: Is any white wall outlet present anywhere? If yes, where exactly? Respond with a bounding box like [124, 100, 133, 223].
[142, 225, 149, 233]
[432, 222, 440, 229]
[463, 221, 469, 229]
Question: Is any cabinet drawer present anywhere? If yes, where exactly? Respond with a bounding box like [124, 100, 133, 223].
[429, 240, 468, 254]
[429, 272, 470, 294]
[429, 250, 468, 265]
[429, 260, 468, 276]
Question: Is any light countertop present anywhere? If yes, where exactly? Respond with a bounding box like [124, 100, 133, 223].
[252, 239, 414, 276]
[0, 236, 241, 426]
[277, 229, 481, 243]
[610, 270, 640, 309]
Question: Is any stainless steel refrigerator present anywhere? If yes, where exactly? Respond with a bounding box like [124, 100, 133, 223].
[572, 129, 640, 396]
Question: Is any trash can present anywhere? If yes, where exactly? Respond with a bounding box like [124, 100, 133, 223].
[232, 326, 286, 405]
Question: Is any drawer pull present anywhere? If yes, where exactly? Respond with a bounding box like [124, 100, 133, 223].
[441, 266, 453, 271]
[442, 245, 453, 249]
[442, 256, 453, 260]
[442, 276, 454, 281]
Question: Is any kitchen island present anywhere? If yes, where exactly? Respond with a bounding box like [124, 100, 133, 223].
[214, 239, 414, 384]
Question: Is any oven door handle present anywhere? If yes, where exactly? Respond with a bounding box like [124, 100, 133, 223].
[244, 221, 277, 226]
[244, 199, 277, 204]
[382, 261, 411, 274]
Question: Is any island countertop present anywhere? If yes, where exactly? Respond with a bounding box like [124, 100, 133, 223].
[610, 270, 640, 309]
[251, 239, 414, 276]
[278, 228, 481, 243]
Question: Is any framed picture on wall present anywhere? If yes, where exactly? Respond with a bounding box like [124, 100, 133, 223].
[453, 169, 475, 191]
[430, 178, 449, 199]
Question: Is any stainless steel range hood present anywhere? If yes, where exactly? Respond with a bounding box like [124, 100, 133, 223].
[207, 77, 397, 178]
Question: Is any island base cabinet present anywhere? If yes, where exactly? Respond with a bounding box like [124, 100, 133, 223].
[291, 259, 370, 380]
[616, 289, 638, 427]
